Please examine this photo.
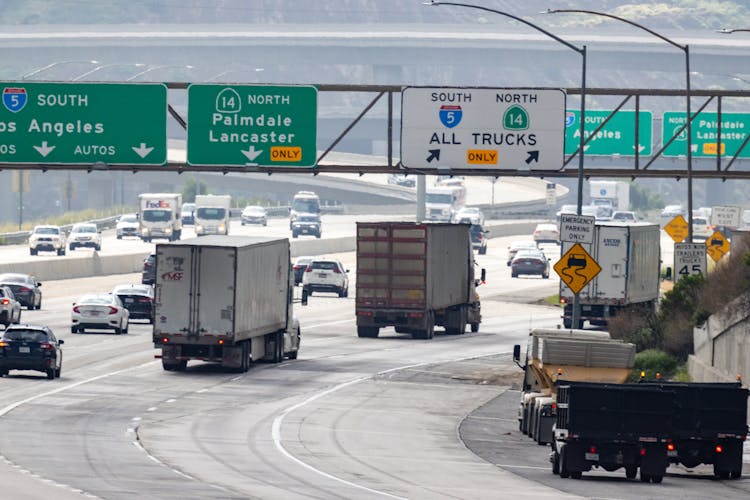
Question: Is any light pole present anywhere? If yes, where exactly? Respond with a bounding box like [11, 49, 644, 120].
[71, 63, 146, 81]
[425, 1, 587, 329]
[21, 60, 99, 80]
[425, 2, 587, 213]
[126, 64, 194, 81]
[546, 8, 694, 241]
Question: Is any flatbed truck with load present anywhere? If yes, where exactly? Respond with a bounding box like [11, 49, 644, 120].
[355, 222, 483, 339]
[513, 328, 636, 445]
[152, 236, 301, 371]
[560, 222, 660, 329]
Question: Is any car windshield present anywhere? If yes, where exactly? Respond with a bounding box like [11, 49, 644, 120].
[511, 241, 537, 250]
[515, 250, 545, 259]
[119, 215, 138, 223]
[426, 193, 452, 203]
[292, 199, 320, 213]
[182, 203, 195, 212]
[114, 285, 151, 295]
[558, 205, 577, 213]
[310, 261, 338, 271]
[34, 227, 59, 235]
[693, 217, 708, 225]
[73, 225, 96, 233]
[143, 210, 171, 222]
[78, 295, 112, 305]
[196, 207, 226, 220]
[298, 215, 319, 222]
[244, 207, 264, 214]
[4, 329, 48, 342]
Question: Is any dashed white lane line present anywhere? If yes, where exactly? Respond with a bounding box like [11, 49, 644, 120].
[0, 360, 158, 499]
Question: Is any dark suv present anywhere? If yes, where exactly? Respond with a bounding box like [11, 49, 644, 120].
[0, 325, 63, 379]
[141, 254, 156, 285]
[470, 224, 488, 255]
[113, 284, 154, 323]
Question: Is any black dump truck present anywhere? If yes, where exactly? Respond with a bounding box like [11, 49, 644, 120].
[551, 380, 749, 483]
[552, 381, 675, 483]
[639, 381, 748, 479]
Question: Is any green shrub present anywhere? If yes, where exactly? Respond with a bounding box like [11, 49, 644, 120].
[628, 349, 679, 382]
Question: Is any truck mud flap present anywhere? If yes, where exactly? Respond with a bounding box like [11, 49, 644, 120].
[221, 345, 243, 369]
[162, 344, 181, 361]
[639, 443, 669, 477]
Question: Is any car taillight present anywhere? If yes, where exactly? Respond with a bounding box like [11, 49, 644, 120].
[138, 298, 152, 303]
[40, 343, 53, 350]
[72, 306, 80, 313]
[305, 266, 313, 272]
[108, 306, 119, 315]
[0, 341, 8, 348]
[332, 267, 341, 274]
[293, 265, 302, 270]
[0, 298, 8, 305]
[19, 287, 31, 293]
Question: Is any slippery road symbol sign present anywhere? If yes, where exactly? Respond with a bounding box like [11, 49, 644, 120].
[553, 243, 602, 294]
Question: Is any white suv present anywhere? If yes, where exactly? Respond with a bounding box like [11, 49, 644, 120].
[69, 223, 102, 251]
[29, 225, 66, 256]
[302, 259, 349, 298]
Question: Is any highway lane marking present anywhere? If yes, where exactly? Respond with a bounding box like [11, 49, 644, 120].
[0, 360, 158, 499]
[271, 349, 515, 499]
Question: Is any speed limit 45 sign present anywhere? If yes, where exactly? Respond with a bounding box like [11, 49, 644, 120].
[674, 242, 706, 280]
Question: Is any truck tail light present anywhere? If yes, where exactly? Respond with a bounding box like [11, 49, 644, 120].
[667, 443, 675, 452]
[408, 312, 424, 318]
[588, 446, 597, 454]
[356, 310, 373, 317]
[640, 448, 647, 456]
[715, 445, 723, 454]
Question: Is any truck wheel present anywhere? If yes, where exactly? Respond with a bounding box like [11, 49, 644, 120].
[730, 470, 742, 479]
[470, 323, 479, 333]
[552, 451, 560, 475]
[571, 471, 582, 480]
[640, 472, 650, 483]
[58, 248, 65, 256]
[30, 248, 37, 256]
[479, 245, 487, 255]
[651, 475, 663, 483]
[274, 332, 284, 363]
[511, 272, 518, 278]
[563, 318, 572, 329]
[357, 327, 379, 338]
[625, 466, 637, 479]
[287, 328, 300, 360]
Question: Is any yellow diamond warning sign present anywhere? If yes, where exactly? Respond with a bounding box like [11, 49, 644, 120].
[664, 214, 689, 243]
[705, 230, 730, 262]
[553, 243, 602, 295]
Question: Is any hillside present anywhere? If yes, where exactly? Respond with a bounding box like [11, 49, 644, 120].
[2, 0, 749, 30]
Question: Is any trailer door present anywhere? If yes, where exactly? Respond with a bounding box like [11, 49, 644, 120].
[196, 245, 237, 335]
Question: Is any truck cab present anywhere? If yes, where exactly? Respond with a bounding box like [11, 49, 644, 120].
[289, 191, 320, 229]
[139, 193, 182, 242]
[194, 195, 231, 236]
[425, 185, 465, 222]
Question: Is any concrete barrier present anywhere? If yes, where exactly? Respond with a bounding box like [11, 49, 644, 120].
[3, 220, 541, 282]
[0, 251, 150, 282]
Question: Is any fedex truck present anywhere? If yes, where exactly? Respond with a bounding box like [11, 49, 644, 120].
[138, 193, 182, 242]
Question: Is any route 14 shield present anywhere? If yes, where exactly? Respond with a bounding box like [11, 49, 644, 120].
[439, 105, 462, 128]
[3, 87, 27, 113]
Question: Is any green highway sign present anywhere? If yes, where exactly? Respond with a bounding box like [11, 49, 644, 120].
[663, 111, 750, 158]
[564, 110, 652, 156]
[187, 84, 317, 167]
[0, 82, 167, 165]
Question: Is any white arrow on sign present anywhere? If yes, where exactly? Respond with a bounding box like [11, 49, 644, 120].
[241, 145, 263, 162]
[33, 141, 55, 157]
[132, 143, 155, 158]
